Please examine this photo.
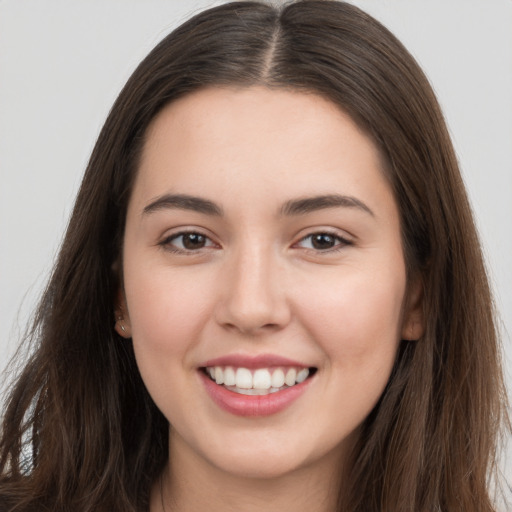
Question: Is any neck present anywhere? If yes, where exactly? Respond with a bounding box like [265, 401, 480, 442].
[151, 430, 349, 512]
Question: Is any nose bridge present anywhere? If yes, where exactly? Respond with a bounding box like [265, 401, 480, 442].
[217, 237, 289, 333]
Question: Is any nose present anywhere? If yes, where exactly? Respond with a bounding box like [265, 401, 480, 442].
[214, 244, 291, 335]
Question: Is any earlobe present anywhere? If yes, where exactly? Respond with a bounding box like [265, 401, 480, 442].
[114, 291, 132, 339]
[115, 315, 132, 338]
[401, 277, 425, 341]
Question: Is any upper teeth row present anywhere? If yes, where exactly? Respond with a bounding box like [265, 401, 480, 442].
[206, 366, 310, 390]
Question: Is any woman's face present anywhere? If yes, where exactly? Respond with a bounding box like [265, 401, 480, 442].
[118, 86, 422, 480]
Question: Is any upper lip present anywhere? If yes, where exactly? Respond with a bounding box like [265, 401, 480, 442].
[201, 353, 312, 369]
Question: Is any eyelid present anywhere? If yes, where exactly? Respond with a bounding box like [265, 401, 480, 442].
[292, 228, 354, 252]
[158, 228, 219, 254]
[156, 226, 353, 255]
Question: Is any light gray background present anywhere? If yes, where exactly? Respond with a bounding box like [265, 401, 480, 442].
[1, 0, 511, 493]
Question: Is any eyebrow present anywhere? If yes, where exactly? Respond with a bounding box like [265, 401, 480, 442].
[142, 192, 374, 218]
[280, 194, 374, 217]
[142, 193, 223, 216]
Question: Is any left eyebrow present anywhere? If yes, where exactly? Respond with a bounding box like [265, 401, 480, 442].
[280, 194, 374, 217]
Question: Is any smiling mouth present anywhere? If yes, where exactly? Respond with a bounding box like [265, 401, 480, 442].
[201, 366, 318, 396]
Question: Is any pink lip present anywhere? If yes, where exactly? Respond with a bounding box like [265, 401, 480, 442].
[199, 370, 314, 417]
[201, 353, 309, 369]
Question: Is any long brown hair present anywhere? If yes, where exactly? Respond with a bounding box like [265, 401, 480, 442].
[0, 1, 508, 510]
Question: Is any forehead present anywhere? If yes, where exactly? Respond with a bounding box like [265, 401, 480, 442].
[142, 86, 377, 160]
[131, 86, 395, 220]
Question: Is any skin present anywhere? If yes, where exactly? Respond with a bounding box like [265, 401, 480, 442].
[116, 86, 424, 511]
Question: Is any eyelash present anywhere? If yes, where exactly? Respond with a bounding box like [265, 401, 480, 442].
[295, 231, 353, 253]
[159, 230, 217, 254]
[159, 230, 353, 255]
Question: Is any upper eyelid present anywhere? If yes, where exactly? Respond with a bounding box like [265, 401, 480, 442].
[163, 231, 214, 243]
[157, 227, 353, 248]
[300, 229, 350, 240]
[294, 227, 354, 243]
[159, 227, 216, 242]
[296, 232, 352, 246]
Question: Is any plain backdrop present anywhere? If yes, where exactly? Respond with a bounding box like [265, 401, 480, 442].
[1, 0, 511, 493]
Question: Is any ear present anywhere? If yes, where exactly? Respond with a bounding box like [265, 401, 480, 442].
[401, 276, 425, 341]
[114, 289, 132, 339]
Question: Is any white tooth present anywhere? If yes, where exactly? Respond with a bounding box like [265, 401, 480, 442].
[236, 368, 253, 389]
[296, 368, 309, 383]
[224, 366, 236, 386]
[214, 367, 224, 385]
[208, 367, 215, 379]
[253, 369, 272, 390]
[271, 368, 285, 388]
[285, 368, 297, 387]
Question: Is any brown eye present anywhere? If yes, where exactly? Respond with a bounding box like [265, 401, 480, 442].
[181, 233, 207, 250]
[311, 233, 336, 250]
[162, 232, 215, 252]
[296, 232, 352, 252]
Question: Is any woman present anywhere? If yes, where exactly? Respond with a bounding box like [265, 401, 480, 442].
[0, 1, 509, 511]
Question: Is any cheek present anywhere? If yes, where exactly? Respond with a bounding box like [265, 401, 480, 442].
[124, 264, 216, 360]
[298, 265, 406, 372]
[123, 264, 219, 421]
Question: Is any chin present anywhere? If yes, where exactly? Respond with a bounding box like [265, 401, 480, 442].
[210, 452, 309, 481]
[194, 431, 346, 482]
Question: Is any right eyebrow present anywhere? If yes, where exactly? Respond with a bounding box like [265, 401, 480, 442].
[142, 193, 224, 216]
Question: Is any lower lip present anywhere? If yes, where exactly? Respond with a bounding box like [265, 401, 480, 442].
[199, 371, 313, 417]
